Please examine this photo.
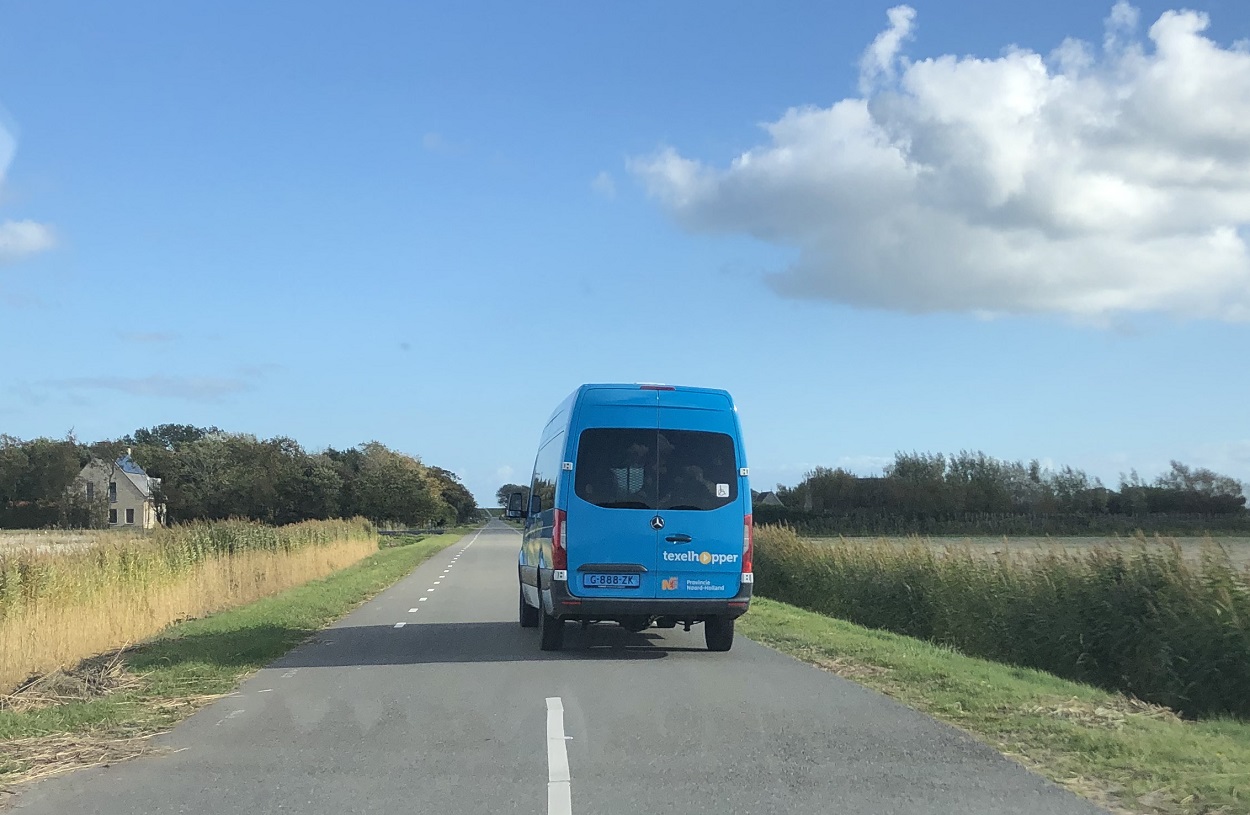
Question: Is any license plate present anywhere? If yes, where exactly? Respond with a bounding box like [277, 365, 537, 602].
[582, 573, 640, 588]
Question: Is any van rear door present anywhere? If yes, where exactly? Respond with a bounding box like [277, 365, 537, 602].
[652, 396, 744, 601]
[566, 408, 661, 599]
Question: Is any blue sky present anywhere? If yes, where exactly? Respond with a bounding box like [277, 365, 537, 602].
[1, 1, 1248, 505]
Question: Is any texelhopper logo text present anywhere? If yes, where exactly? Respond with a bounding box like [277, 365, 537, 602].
[661, 551, 739, 566]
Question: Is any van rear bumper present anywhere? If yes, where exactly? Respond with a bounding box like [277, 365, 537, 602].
[544, 573, 752, 620]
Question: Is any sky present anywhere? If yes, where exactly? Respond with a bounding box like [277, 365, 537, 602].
[1, 1, 1249, 506]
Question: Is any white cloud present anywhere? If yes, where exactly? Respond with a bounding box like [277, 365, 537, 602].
[422, 132, 444, 151]
[860, 5, 916, 92]
[1104, 0, 1140, 52]
[0, 220, 54, 263]
[0, 117, 55, 266]
[591, 170, 617, 199]
[1188, 440, 1250, 484]
[118, 331, 178, 344]
[0, 120, 14, 175]
[632, 4, 1250, 322]
[755, 455, 896, 490]
[422, 131, 465, 155]
[49, 375, 251, 401]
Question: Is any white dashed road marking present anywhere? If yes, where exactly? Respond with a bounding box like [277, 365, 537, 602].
[216, 709, 246, 727]
[546, 697, 572, 815]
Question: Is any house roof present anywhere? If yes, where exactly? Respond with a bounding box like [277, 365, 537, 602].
[117, 454, 146, 476]
[122, 470, 153, 498]
[112, 455, 158, 499]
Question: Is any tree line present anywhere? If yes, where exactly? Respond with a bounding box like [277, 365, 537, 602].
[759, 452, 1248, 535]
[0, 424, 477, 529]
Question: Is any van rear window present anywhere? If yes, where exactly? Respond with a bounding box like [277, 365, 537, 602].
[574, 428, 738, 511]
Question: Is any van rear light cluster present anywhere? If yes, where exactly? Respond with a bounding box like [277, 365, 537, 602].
[552, 508, 568, 570]
[742, 514, 754, 574]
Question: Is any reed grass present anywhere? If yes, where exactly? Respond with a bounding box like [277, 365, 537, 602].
[0, 529, 146, 557]
[0, 519, 377, 694]
[0, 534, 457, 789]
[754, 524, 1250, 719]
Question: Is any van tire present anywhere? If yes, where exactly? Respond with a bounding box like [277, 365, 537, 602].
[519, 586, 539, 628]
[705, 616, 734, 652]
[539, 603, 565, 651]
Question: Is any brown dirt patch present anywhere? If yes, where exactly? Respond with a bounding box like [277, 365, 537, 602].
[810, 654, 893, 681]
[0, 733, 172, 790]
[0, 652, 140, 714]
[1026, 695, 1183, 730]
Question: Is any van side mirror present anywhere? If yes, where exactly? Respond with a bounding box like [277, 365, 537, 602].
[528, 494, 542, 516]
[506, 491, 526, 519]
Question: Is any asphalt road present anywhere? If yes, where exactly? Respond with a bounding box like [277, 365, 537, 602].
[12, 521, 1107, 815]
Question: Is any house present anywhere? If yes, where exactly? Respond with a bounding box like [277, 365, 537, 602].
[753, 490, 785, 507]
[77, 451, 165, 529]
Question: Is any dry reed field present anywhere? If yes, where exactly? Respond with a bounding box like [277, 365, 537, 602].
[0, 519, 377, 695]
[0, 529, 146, 557]
[759, 525, 1250, 719]
[822, 533, 1250, 568]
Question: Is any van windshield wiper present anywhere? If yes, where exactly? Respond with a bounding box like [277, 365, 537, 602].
[594, 500, 652, 509]
[662, 504, 703, 511]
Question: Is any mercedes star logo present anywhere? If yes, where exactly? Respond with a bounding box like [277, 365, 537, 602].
[650, 515, 665, 531]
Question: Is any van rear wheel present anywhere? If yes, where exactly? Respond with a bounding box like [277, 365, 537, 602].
[519, 586, 539, 628]
[539, 602, 565, 651]
[705, 616, 734, 652]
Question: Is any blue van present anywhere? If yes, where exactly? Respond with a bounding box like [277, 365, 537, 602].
[515, 383, 753, 651]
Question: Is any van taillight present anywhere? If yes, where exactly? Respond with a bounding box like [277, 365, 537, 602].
[552, 508, 568, 570]
[742, 514, 753, 574]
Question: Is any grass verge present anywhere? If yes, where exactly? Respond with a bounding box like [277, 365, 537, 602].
[0, 531, 462, 792]
[739, 597, 1250, 815]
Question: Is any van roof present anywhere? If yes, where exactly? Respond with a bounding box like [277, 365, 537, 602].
[571, 383, 737, 410]
[579, 383, 731, 396]
[544, 384, 739, 429]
